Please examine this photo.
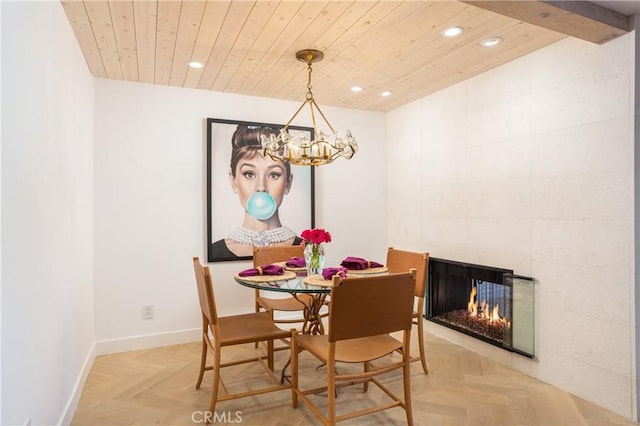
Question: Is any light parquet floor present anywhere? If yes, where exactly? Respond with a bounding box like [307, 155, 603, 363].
[72, 327, 638, 426]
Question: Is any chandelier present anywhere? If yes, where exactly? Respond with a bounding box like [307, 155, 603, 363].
[261, 49, 358, 166]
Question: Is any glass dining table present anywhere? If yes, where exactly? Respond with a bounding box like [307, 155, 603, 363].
[234, 270, 332, 335]
[234, 264, 389, 335]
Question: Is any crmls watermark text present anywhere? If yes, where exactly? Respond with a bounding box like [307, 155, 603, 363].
[192, 410, 243, 424]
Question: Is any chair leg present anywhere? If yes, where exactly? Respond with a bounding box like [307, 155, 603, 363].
[327, 357, 336, 425]
[208, 346, 222, 418]
[363, 361, 370, 392]
[196, 334, 207, 389]
[403, 332, 414, 426]
[416, 317, 429, 374]
[291, 331, 299, 408]
[267, 339, 274, 371]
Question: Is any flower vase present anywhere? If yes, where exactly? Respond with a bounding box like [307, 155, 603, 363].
[304, 243, 326, 276]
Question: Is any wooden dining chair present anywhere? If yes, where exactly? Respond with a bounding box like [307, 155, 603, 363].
[386, 247, 430, 374]
[192, 257, 291, 417]
[291, 270, 417, 425]
[253, 245, 314, 330]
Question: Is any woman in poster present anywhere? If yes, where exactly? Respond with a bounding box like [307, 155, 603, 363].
[210, 125, 303, 260]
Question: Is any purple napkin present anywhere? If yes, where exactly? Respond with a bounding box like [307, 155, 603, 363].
[285, 257, 306, 268]
[238, 264, 285, 277]
[322, 267, 348, 280]
[340, 256, 384, 270]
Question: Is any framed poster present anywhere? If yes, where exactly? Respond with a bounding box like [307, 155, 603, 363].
[207, 118, 315, 262]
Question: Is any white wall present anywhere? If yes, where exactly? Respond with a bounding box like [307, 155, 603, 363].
[387, 33, 636, 418]
[1, 2, 95, 425]
[93, 79, 387, 348]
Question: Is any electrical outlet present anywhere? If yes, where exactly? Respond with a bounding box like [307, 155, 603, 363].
[143, 304, 154, 319]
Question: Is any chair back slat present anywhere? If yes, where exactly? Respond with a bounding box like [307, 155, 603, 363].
[192, 257, 218, 326]
[253, 245, 304, 266]
[386, 247, 429, 297]
[328, 271, 416, 342]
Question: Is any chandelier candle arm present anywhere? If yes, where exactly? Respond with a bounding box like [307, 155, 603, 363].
[261, 49, 358, 166]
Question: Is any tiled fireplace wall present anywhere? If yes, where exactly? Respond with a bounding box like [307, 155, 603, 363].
[386, 33, 635, 419]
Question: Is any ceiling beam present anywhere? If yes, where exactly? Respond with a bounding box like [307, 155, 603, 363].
[461, 1, 631, 44]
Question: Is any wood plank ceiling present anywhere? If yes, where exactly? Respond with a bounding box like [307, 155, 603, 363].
[61, 1, 632, 112]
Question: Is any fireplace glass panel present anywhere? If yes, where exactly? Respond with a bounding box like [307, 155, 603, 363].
[505, 274, 535, 356]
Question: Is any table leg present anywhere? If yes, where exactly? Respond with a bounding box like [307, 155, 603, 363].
[280, 293, 327, 383]
[301, 293, 327, 335]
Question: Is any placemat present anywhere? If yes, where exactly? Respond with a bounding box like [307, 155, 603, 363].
[274, 261, 306, 272]
[303, 274, 336, 287]
[235, 270, 296, 282]
[346, 266, 389, 275]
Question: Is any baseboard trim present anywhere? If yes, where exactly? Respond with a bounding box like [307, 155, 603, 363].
[94, 328, 201, 356]
[59, 342, 96, 425]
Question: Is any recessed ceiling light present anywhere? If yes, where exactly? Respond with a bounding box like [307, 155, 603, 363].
[188, 61, 203, 69]
[351, 86, 363, 92]
[480, 37, 502, 47]
[380, 91, 392, 97]
[443, 26, 463, 37]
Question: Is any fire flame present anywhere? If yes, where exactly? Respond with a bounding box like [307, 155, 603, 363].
[467, 287, 478, 316]
[467, 286, 510, 326]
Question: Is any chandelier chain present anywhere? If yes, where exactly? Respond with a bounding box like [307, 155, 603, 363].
[306, 63, 313, 99]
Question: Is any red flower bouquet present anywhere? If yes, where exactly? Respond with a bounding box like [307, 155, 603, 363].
[300, 228, 332, 246]
[300, 228, 331, 275]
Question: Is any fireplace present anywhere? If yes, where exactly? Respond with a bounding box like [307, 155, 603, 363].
[426, 258, 535, 358]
